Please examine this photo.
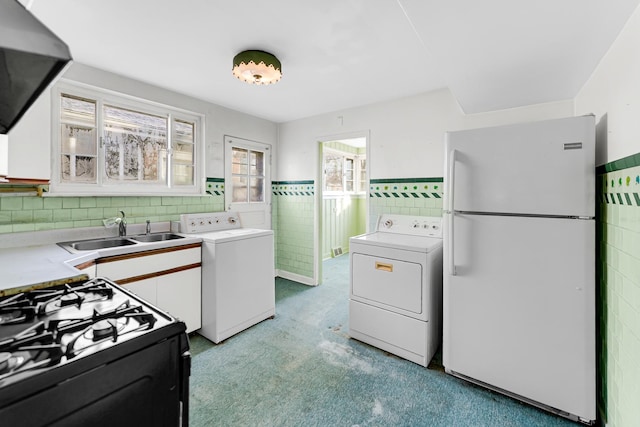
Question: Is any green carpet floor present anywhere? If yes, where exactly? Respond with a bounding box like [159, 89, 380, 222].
[188, 254, 577, 426]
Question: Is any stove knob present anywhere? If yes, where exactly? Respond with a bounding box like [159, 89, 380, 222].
[382, 219, 393, 228]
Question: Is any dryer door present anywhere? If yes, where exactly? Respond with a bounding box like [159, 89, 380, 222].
[351, 252, 424, 319]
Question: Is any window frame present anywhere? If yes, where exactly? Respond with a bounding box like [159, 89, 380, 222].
[49, 80, 204, 196]
[322, 148, 366, 195]
[230, 145, 267, 204]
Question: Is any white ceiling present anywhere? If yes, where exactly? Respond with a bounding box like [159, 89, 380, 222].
[22, 0, 640, 123]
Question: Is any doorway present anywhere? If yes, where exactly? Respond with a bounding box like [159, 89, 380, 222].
[316, 133, 369, 285]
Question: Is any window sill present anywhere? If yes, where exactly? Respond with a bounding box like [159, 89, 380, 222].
[43, 190, 207, 198]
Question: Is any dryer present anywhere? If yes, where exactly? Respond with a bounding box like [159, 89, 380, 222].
[349, 214, 443, 367]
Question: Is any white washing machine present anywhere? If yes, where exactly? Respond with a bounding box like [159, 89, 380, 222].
[349, 214, 443, 367]
[180, 212, 275, 343]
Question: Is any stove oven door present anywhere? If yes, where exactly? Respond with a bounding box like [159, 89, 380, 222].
[0, 332, 190, 427]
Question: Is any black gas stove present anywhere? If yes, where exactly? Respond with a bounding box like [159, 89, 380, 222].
[0, 277, 190, 427]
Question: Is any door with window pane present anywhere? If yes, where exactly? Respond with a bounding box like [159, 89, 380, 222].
[224, 136, 271, 229]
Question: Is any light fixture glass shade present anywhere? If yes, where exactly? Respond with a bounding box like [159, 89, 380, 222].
[233, 50, 282, 85]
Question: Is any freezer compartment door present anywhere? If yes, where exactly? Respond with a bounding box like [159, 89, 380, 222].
[442, 213, 595, 421]
[444, 115, 595, 217]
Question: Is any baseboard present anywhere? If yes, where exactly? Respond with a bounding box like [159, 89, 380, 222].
[276, 269, 317, 286]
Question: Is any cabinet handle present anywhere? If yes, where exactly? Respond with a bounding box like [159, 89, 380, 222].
[375, 262, 393, 272]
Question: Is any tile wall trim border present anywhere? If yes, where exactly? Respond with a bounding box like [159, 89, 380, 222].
[369, 178, 443, 199]
[272, 180, 314, 185]
[370, 177, 443, 184]
[598, 157, 640, 206]
[272, 181, 315, 196]
[205, 177, 224, 196]
[600, 192, 640, 206]
[596, 152, 640, 174]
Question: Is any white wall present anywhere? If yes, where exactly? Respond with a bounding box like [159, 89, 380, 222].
[7, 89, 51, 179]
[277, 89, 574, 181]
[7, 62, 278, 180]
[575, 4, 640, 165]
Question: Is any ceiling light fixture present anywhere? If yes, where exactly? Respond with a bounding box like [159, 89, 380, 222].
[232, 50, 282, 85]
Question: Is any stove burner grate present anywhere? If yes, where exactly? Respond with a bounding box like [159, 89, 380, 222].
[0, 279, 116, 325]
[0, 322, 63, 379]
[0, 278, 164, 381]
[56, 300, 158, 358]
[36, 279, 114, 316]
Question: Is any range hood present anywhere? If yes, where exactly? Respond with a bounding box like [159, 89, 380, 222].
[0, 0, 72, 134]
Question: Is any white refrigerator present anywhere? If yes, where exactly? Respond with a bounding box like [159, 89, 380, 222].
[442, 115, 596, 424]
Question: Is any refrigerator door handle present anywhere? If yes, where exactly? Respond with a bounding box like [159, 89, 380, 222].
[447, 149, 457, 213]
[448, 213, 456, 276]
[447, 149, 457, 275]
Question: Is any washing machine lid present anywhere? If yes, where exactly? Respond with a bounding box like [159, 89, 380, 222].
[193, 228, 273, 243]
[350, 232, 442, 253]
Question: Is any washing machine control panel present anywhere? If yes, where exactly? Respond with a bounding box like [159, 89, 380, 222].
[377, 214, 442, 238]
[179, 212, 241, 233]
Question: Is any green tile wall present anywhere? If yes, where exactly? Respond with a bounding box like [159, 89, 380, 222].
[322, 195, 366, 259]
[272, 181, 315, 279]
[0, 178, 225, 234]
[271, 178, 442, 281]
[597, 163, 640, 426]
[369, 178, 444, 224]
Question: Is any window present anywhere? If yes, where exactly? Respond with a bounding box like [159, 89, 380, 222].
[323, 149, 366, 193]
[52, 82, 202, 195]
[231, 147, 265, 203]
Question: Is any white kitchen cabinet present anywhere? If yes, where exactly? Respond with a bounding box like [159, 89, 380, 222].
[96, 243, 201, 333]
[123, 277, 157, 306]
[157, 267, 201, 335]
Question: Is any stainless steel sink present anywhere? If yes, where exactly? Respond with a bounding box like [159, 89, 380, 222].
[131, 233, 185, 243]
[58, 237, 138, 252]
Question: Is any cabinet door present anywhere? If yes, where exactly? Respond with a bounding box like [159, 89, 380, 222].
[122, 277, 157, 305]
[157, 267, 201, 333]
[96, 247, 200, 281]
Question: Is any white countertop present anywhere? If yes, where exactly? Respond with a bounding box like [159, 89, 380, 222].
[0, 227, 202, 295]
[0, 244, 88, 294]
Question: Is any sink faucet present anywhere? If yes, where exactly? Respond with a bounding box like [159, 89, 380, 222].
[118, 211, 127, 236]
[146, 220, 151, 235]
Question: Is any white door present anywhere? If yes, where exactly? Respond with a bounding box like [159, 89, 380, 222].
[444, 115, 595, 217]
[351, 253, 423, 315]
[442, 213, 595, 420]
[224, 135, 271, 229]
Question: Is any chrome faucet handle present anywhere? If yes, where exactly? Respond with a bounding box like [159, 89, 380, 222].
[146, 220, 151, 235]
